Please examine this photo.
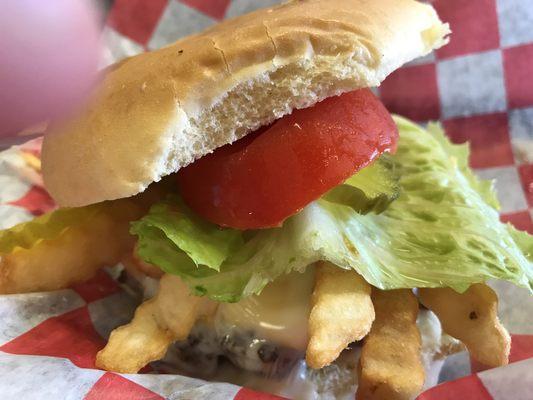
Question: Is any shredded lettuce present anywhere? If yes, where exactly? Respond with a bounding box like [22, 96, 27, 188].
[132, 116, 533, 302]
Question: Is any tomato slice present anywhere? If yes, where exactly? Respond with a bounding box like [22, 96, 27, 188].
[177, 89, 398, 229]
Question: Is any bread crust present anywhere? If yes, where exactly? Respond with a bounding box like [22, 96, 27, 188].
[42, 0, 449, 207]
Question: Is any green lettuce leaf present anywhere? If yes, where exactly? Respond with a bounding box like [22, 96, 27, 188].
[0, 204, 101, 253]
[323, 154, 400, 214]
[133, 116, 533, 301]
[131, 197, 243, 272]
[508, 224, 533, 262]
[0, 198, 145, 255]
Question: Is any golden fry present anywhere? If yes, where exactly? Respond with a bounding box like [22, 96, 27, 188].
[96, 274, 215, 373]
[418, 284, 510, 367]
[0, 199, 145, 294]
[358, 289, 424, 400]
[306, 262, 374, 369]
[96, 296, 174, 374]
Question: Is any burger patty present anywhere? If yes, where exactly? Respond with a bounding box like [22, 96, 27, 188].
[150, 309, 457, 400]
[170, 322, 303, 376]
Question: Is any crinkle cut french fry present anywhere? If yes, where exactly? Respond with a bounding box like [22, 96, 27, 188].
[96, 274, 215, 373]
[0, 199, 144, 294]
[96, 297, 174, 374]
[418, 284, 510, 367]
[306, 261, 374, 369]
[357, 289, 424, 400]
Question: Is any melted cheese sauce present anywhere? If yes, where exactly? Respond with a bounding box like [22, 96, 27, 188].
[215, 266, 316, 351]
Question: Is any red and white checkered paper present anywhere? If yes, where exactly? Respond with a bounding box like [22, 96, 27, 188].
[1, 0, 533, 399]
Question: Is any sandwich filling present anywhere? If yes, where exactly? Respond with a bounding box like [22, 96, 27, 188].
[130, 90, 532, 303]
[114, 87, 531, 381]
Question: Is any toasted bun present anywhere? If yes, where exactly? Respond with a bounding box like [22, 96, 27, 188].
[42, 0, 449, 207]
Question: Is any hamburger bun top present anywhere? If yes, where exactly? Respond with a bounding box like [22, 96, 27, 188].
[42, 0, 449, 207]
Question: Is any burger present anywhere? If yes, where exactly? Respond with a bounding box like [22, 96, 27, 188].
[1, 0, 531, 399]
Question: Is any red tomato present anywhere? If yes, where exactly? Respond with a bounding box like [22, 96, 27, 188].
[177, 89, 398, 229]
